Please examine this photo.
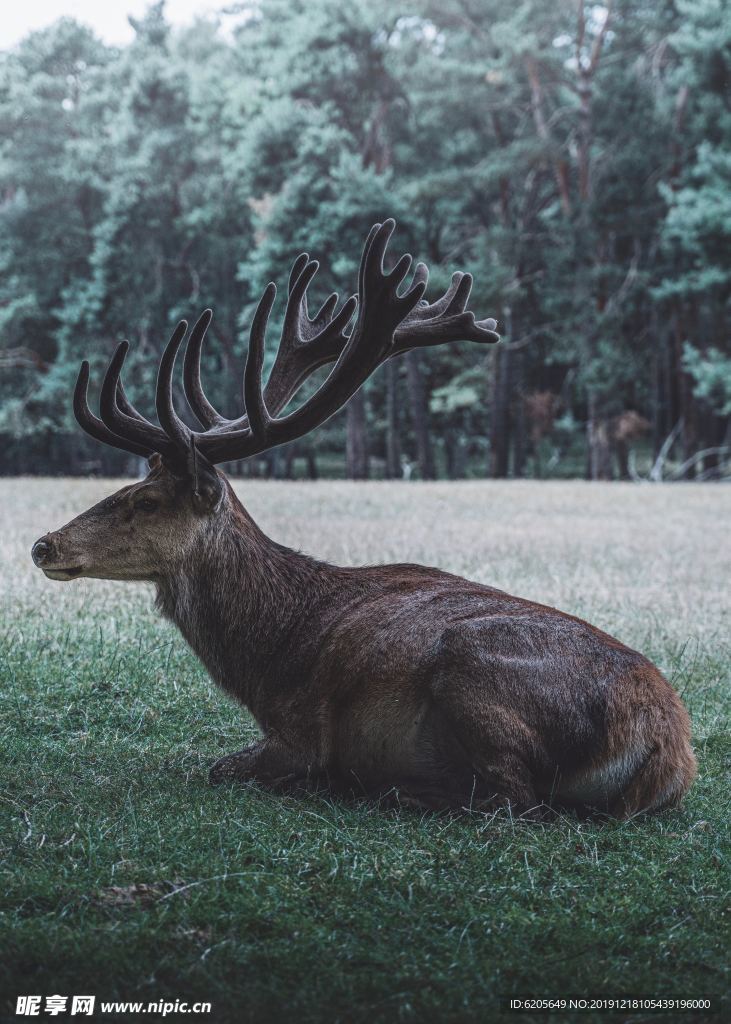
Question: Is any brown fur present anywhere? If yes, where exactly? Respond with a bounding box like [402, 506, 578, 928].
[32, 463, 697, 818]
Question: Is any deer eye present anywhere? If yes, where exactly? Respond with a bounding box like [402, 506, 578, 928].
[136, 498, 158, 513]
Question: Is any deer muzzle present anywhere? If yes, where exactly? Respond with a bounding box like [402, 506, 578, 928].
[31, 533, 84, 580]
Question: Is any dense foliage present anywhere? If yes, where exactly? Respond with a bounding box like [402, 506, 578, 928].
[0, 0, 729, 479]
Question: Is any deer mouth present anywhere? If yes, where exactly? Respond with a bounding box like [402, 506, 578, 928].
[42, 565, 84, 581]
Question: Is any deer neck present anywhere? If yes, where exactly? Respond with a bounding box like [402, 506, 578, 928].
[154, 487, 335, 718]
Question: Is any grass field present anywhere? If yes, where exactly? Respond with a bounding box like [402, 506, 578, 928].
[1, 478, 729, 1023]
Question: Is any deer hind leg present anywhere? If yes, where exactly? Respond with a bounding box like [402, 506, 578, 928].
[558, 666, 697, 818]
[386, 780, 475, 812]
[394, 762, 541, 816]
[431, 681, 542, 817]
[608, 698, 697, 818]
[209, 736, 314, 789]
[469, 755, 544, 819]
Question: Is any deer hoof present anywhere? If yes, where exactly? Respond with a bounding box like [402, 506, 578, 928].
[209, 752, 254, 786]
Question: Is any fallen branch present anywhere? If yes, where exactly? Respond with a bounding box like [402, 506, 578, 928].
[667, 445, 730, 481]
[629, 426, 730, 482]
[649, 419, 684, 482]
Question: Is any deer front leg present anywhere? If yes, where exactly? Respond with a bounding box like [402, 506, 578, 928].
[209, 736, 310, 788]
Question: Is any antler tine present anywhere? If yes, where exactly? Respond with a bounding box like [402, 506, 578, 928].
[319, 293, 359, 344]
[392, 313, 498, 354]
[288, 253, 344, 336]
[74, 360, 153, 458]
[243, 283, 276, 439]
[288, 253, 310, 295]
[358, 223, 381, 308]
[182, 309, 228, 430]
[312, 292, 339, 325]
[404, 261, 429, 296]
[446, 272, 474, 314]
[116, 379, 147, 424]
[100, 342, 173, 453]
[282, 259, 320, 346]
[405, 271, 467, 322]
[156, 320, 194, 453]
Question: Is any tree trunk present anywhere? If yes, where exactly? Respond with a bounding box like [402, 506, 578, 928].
[283, 444, 295, 479]
[675, 311, 698, 479]
[650, 313, 663, 460]
[532, 439, 543, 479]
[405, 351, 435, 479]
[702, 409, 727, 480]
[511, 350, 526, 478]
[346, 391, 369, 480]
[615, 440, 630, 480]
[264, 450, 284, 479]
[587, 392, 613, 480]
[490, 344, 511, 478]
[445, 428, 465, 480]
[384, 359, 401, 479]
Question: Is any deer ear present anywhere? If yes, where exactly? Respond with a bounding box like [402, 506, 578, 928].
[191, 467, 224, 513]
[188, 440, 224, 513]
[147, 453, 163, 472]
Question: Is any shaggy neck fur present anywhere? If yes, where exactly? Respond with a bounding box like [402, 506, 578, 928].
[154, 485, 347, 721]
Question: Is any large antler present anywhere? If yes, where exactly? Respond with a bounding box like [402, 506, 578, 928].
[73, 219, 499, 467]
[183, 226, 498, 432]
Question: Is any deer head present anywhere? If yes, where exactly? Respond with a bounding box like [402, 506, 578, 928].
[31, 220, 498, 582]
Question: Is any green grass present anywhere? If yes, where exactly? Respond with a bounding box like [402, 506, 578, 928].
[1, 479, 729, 1023]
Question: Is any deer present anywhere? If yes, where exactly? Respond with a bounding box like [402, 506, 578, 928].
[31, 220, 696, 819]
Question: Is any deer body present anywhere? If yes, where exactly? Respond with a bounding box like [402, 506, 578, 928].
[31, 220, 696, 818]
[148, 479, 694, 816]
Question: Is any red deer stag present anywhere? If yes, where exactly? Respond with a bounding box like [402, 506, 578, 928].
[32, 221, 695, 818]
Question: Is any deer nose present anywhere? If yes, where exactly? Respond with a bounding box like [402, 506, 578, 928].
[31, 538, 54, 566]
